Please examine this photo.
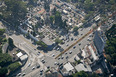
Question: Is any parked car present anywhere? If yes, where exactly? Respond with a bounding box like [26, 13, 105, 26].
[36, 64, 40, 68]
[22, 73, 25, 76]
[69, 51, 72, 54]
[28, 63, 31, 67]
[32, 66, 35, 70]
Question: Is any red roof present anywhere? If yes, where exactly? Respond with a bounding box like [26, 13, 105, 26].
[38, 9, 45, 14]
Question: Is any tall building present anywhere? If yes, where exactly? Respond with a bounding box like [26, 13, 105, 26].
[93, 27, 105, 55]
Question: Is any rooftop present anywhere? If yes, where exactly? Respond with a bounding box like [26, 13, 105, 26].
[64, 62, 74, 72]
[16, 52, 23, 57]
[20, 54, 28, 61]
[75, 63, 92, 72]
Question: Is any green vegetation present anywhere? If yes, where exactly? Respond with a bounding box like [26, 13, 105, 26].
[73, 71, 88, 77]
[0, 28, 6, 53]
[0, 67, 8, 77]
[73, 26, 79, 32]
[73, 71, 100, 77]
[8, 62, 21, 72]
[0, 47, 2, 53]
[25, 32, 30, 38]
[0, 29, 5, 35]
[36, 41, 48, 48]
[44, 0, 50, 11]
[0, 53, 21, 76]
[28, 0, 38, 6]
[0, 53, 12, 67]
[8, 38, 14, 48]
[51, 10, 68, 29]
[105, 24, 116, 65]
[0, 30, 20, 76]
[55, 38, 63, 44]
[0, 37, 7, 46]
[0, 0, 27, 26]
[50, 16, 55, 24]
[64, 0, 116, 22]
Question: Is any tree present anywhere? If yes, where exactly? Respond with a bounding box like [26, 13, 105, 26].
[44, 1, 50, 11]
[73, 71, 88, 77]
[0, 29, 5, 35]
[0, 67, 8, 77]
[0, 47, 2, 53]
[0, 53, 12, 67]
[73, 26, 79, 32]
[52, 8, 56, 14]
[105, 46, 115, 54]
[50, 16, 55, 24]
[55, 38, 63, 44]
[109, 0, 115, 5]
[111, 53, 116, 65]
[8, 38, 14, 47]
[63, 20, 67, 28]
[36, 41, 48, 48]
[0, 0, 27, 26]
[8, 62, 21, 72]
[66, 0, 71, 3]
[55, 11, 62, 25]
[89, 73, 100, 77]
[28, 0, 38, 6]
[105, 24, 116, 66]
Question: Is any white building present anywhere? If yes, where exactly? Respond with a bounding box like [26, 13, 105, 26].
[94, 15, 100, 21]
[64, 62, 74, 72]
[16, 52, 23, 58]
[63, 10, 68, 15]
[75, 63, 92, 72]
[20, 54, 28, 61]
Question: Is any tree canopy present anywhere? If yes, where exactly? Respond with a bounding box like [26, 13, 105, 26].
[55, 38, 63, 44]
[73, 71, 100, 77]
[0, 0, 27, 26]
[8, 38, 14, 48]
[36, 41, 48, 48]
[105, 24, 116, 65]
[0, 53, 12, 67]
[8, 62, 21, 72]
[73, 26, 79, 32]
[0, 29, 5, 35]
[73, 71, 88, 77]
[0, 67, 8, 77]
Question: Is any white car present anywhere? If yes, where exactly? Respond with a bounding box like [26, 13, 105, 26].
[40, 69, 43, 72]
[57, 48, 59, 50]
[17, 73, 21, 76]
[28, 63, 31, 67]
[32, 67, 35, 70]
[54, 62, 57, 65]
[69, 51, 72, 54]
[52, 54, 55, 57]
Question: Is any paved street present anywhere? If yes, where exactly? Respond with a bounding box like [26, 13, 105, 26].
[9, 34, 47, 77]
[47, 23, 96, 59]
[7, 17, 97, 77]
[1, 0, 115, 76]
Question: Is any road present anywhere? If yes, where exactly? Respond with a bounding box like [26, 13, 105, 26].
[9, 34, 47, 77]
[54, 11, 116, 59]
[2, 0, 115, 76]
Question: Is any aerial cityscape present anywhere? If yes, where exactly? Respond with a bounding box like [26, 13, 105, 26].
[0, 0, 116, 77]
